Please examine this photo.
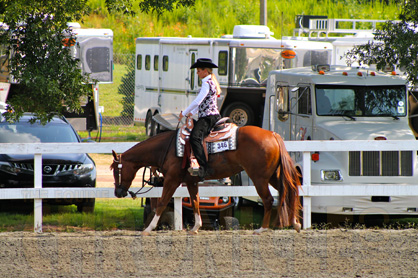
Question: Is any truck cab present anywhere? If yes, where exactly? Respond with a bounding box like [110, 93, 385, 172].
[256, 65, 418, 215]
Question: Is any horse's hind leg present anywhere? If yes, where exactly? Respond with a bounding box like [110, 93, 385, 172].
[252, 179, 274, 234]
[186, 182, 202, 234]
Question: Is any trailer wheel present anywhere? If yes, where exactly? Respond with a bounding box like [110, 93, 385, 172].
[151, 112, 160, 136]
[145, 111, 153, 137]
[222, 102, 254, 126]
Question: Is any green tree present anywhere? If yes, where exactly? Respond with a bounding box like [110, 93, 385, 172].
[105, 0, 195, 15]
[0, 0, 196, 123]
[0, 0, 91, 124]
[344, 1, 418, 86]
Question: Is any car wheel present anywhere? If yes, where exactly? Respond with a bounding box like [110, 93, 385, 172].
[143, 201, 153, 226]
[77, 198, 95, 213]
[223, 216, 239, 230]
[222, 102, 255, 126]
[159, 211, 174, 230]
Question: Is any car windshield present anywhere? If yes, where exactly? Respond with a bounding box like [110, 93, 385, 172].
[0, 121, 79, 143]
[315, 85, 407, 117]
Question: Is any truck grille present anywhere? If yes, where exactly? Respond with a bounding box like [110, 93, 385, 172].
[349, 151, 413, 176]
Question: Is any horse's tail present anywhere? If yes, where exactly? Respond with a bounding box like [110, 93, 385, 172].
[272, 132, 302, 228]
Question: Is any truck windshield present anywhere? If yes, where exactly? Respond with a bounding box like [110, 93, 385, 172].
[315, 85, 407, 117]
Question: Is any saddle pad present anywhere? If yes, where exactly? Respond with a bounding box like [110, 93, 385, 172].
[176, 126, 239, 157]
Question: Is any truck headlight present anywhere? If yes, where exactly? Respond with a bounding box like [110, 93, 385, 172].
[321, 170, 343, 181]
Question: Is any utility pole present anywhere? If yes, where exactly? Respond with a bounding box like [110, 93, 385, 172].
[260, 0, 267, 25]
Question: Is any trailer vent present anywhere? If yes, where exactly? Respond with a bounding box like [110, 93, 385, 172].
[349, 151, 413, 176]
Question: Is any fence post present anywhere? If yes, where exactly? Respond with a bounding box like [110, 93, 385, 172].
[34, 153, 43, 233]
[174, 197, 183, 231]
[302, 151, 312, 229]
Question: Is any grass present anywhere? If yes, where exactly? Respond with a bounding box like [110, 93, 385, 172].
[0, 199, 145, 232]
[98, 63, 129, 118]
[78, 124, 147, 142]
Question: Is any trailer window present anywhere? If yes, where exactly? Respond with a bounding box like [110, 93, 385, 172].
[137, 55, 142, 70]
[145, 55, 151, 70]
[163, 55, 168, 72]
[218, 51, 228, 76]
[154, 55, 159, 71]
[190, 52, 196, 90]
[298, 87, 311, 115]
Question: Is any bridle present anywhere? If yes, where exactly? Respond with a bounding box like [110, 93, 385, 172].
[114, 154, 153, 199]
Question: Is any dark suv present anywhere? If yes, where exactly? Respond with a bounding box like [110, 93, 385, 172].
[0, 114, 96, 212]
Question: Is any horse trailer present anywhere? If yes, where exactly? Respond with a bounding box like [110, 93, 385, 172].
[134, 18, 394, 135]
[133, 25, 333, 134]
[0, 23, 113, 131]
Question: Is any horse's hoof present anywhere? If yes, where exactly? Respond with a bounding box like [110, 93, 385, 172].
[188, 230, 198, 235]
[142, 231, 151, 236]
[253, 227, 268, 235]
[293, 223, 301, 233]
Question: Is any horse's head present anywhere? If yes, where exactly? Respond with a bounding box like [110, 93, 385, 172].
[111, 150, 136, 198]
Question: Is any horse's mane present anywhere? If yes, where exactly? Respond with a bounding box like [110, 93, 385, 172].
[128, 130, 177, 152]
[110, 130, 177, 170]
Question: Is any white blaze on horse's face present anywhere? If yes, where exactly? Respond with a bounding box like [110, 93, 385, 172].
[111, 151, 130, 198]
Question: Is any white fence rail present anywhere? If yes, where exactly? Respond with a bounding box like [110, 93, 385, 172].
[1, 140, 418, 232]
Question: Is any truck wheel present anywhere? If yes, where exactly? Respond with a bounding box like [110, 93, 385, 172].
[222, 102, 254, 126]
[145, 111, 153, 137]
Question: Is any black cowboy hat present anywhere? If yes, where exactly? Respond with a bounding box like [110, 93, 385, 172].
[190, 58, 218, 69]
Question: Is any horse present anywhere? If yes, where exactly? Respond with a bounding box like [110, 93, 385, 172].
[110, 125, 302, 235]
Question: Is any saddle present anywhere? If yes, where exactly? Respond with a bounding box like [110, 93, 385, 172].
[176, 117, 239, 173]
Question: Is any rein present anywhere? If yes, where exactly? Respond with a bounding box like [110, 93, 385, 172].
[158, 120, 181, 168]
[114, 154, 154, 200]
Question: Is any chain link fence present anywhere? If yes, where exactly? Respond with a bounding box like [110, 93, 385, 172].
[102, 53, 135, 126]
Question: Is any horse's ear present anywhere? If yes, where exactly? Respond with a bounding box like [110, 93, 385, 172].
[112, 150, 118, 161]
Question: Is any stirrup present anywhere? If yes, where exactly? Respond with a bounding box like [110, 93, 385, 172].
[188, 158, 200, 176]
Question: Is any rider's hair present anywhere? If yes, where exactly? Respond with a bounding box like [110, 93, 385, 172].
[206, 68, 221, 96]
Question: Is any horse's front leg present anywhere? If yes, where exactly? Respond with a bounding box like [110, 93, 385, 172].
[186, 182, 202, 234]
[142, 179, 180, 236]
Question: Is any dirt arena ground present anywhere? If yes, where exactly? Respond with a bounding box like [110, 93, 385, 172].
[1, 228, 418, 278]
[2, 155, 417, 277]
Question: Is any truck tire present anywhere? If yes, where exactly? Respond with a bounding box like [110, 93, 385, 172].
[222, 102, 254, 126]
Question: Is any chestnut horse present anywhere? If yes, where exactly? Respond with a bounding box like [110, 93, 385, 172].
[111, 126, 302, 235]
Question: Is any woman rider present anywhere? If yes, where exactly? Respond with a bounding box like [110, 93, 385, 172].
[178, 58, 221, 180]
